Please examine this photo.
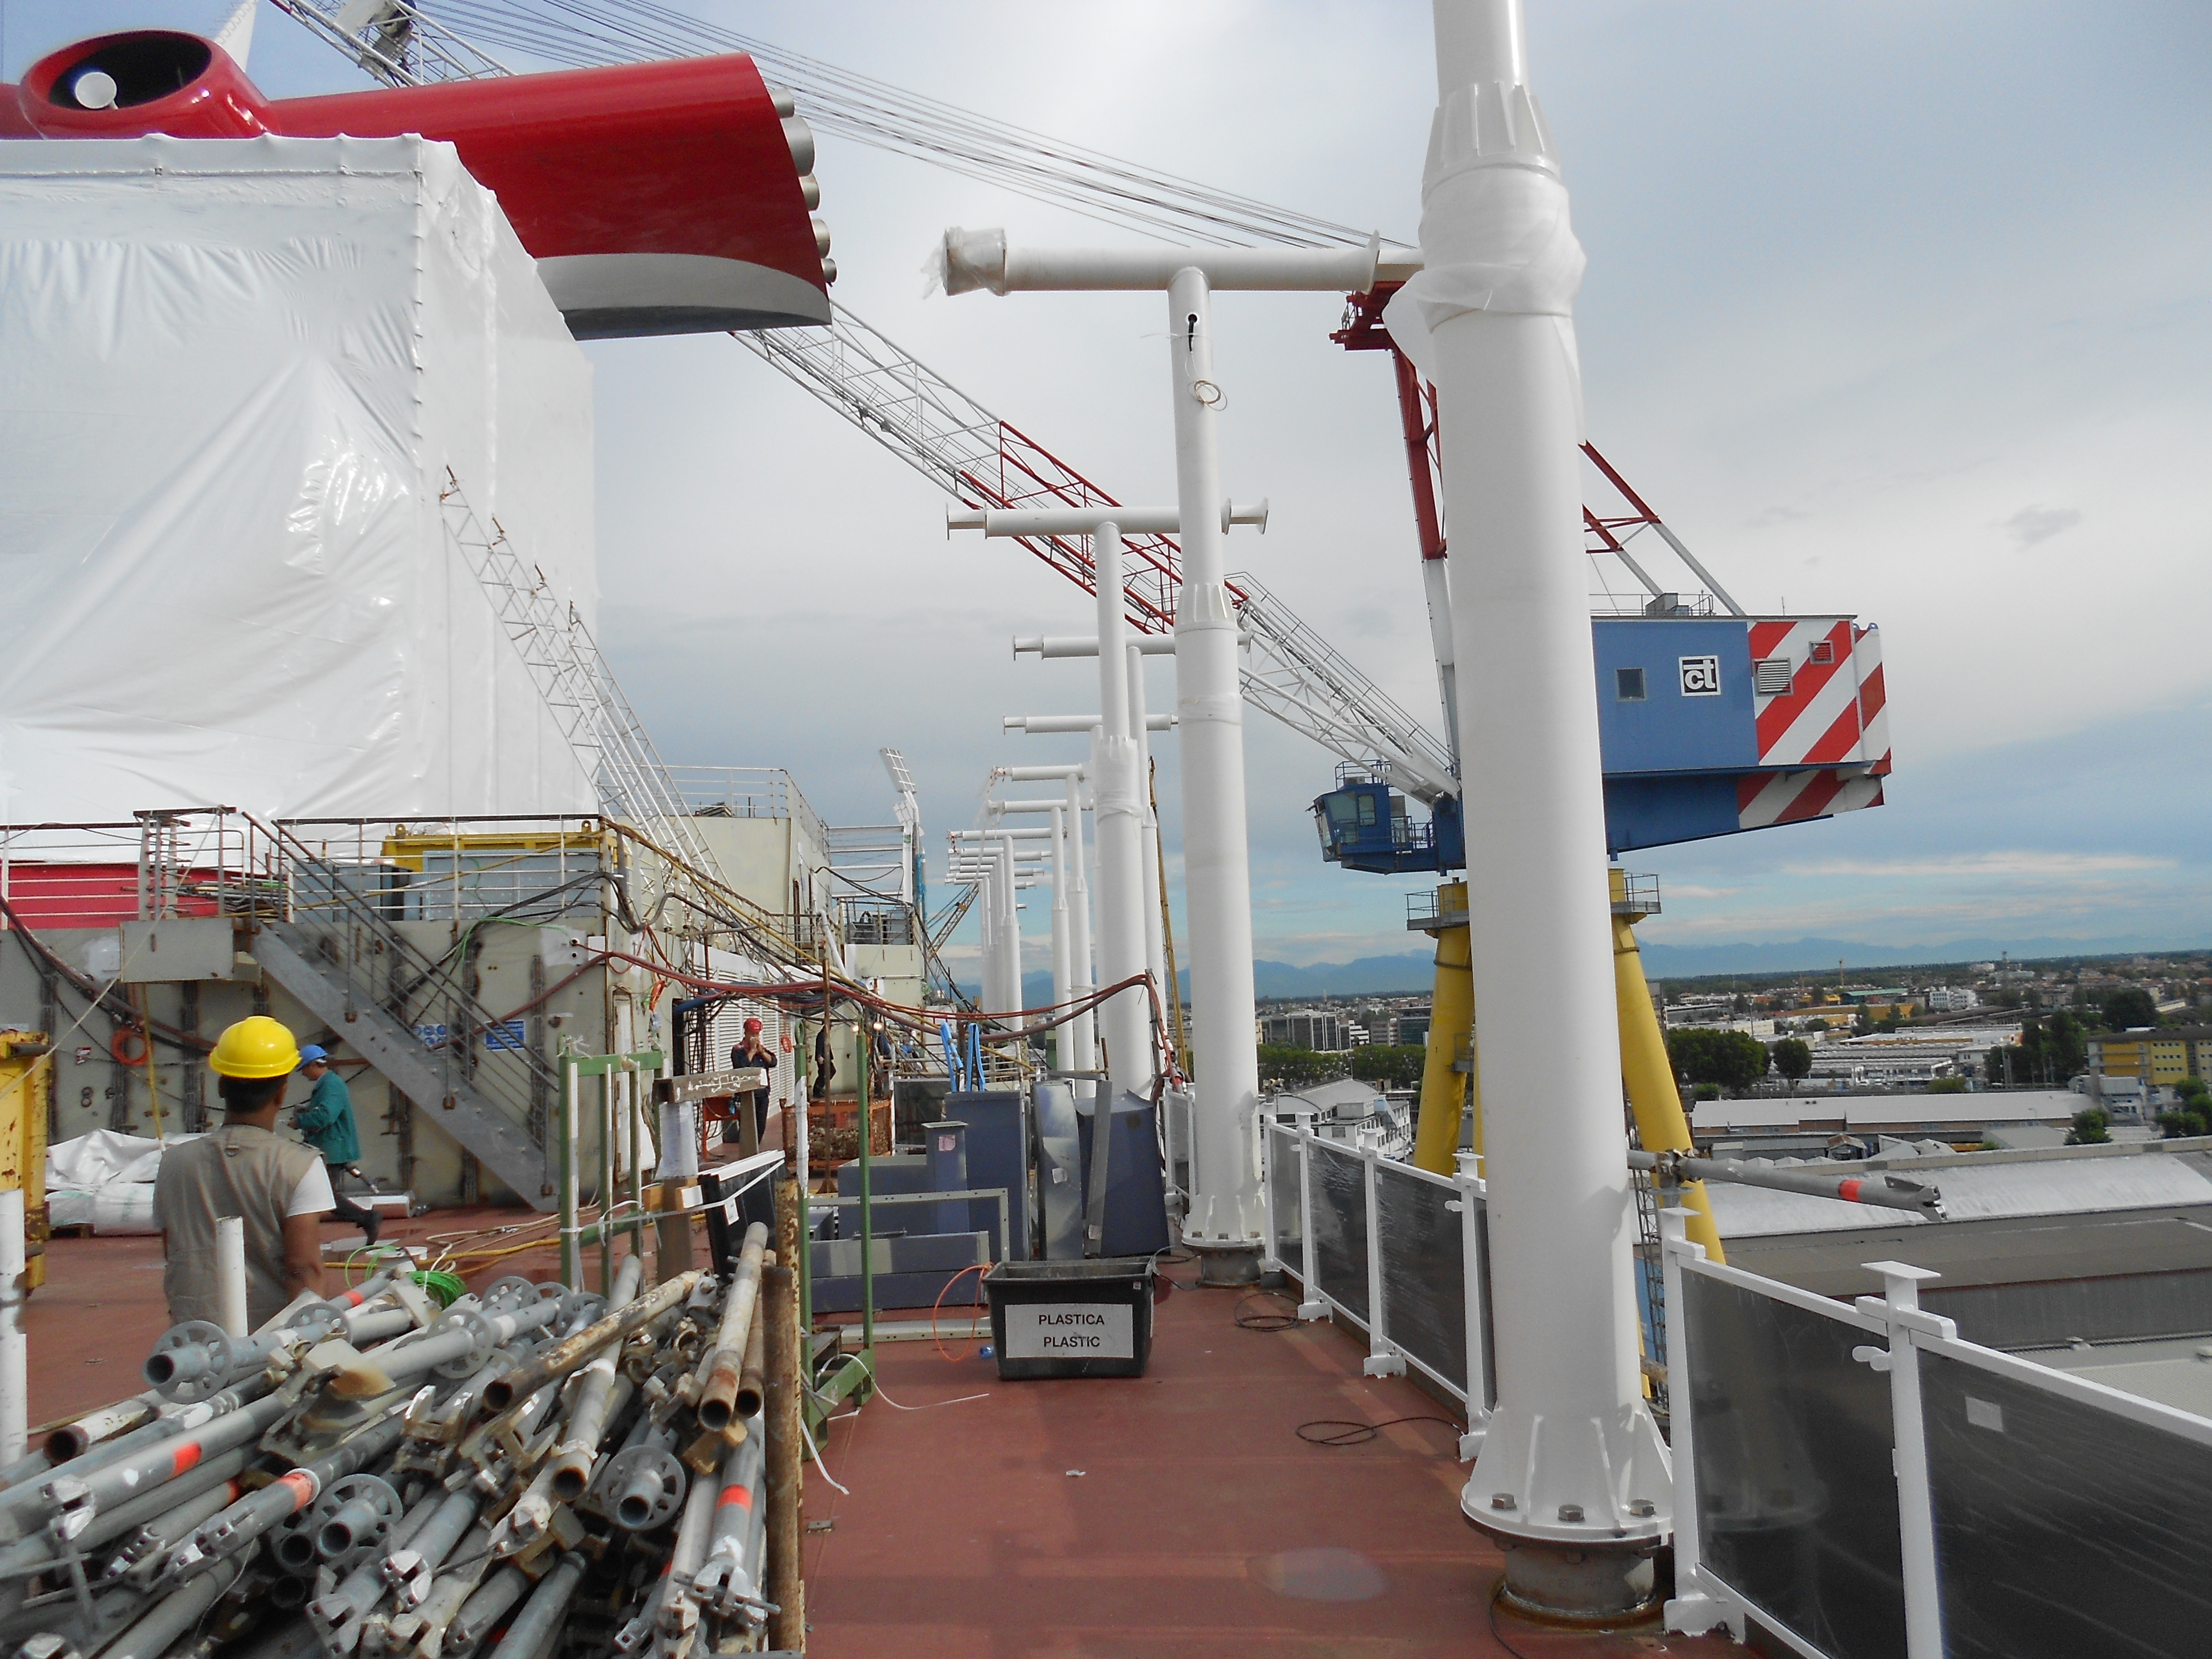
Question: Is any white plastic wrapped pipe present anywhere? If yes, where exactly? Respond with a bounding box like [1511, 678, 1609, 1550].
[215, 1216, 248, 1339]
[0, 1192, 23, 1465]
[1167, 266, 1265, 1269]
[1062, 773, 1097, 1098]
[1089, 525, 1156, 1109]
[92, 1181, 159, 1235]
[1129, 641, 1170, 1031]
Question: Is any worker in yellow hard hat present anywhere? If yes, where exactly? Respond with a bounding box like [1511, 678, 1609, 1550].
[152, 1015, 333, 1329]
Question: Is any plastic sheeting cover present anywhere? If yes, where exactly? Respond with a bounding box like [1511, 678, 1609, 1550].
[0, 136, 596, 822]
[47, 1126, 199, 1231]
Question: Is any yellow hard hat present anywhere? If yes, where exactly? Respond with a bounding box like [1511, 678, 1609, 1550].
[207, 1015, 302, 1080]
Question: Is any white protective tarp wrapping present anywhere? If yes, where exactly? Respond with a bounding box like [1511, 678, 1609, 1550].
[0, 136, 597, 821]
[46, 1127, 200, 1232]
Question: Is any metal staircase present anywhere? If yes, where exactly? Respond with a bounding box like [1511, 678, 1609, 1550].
[215, 813, 562, 1208]
[251, 924, 551, 1205]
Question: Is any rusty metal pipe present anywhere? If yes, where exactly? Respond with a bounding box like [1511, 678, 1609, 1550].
[479, 1269, 700, 1414]
[736, 1257, 769, 1421]
[695, 1223, 770, 1433]
[762, 1263, 804, 1651]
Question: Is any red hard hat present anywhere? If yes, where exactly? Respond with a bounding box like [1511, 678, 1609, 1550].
[743, 1016, 763, 1033]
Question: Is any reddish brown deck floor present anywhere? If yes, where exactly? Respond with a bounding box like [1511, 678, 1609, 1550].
[801, 1267, 1734, 1659]
[26, 1221, 1735, 1657]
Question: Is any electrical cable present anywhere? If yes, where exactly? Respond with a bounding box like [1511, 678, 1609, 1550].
[1294, 1415, 1462, 1448]
[1233, 1291, 1298, 1332]
[929, 1263, 990, 1363]
[817, 1353, 987, 1415]
[796, 1410, 848, 1497]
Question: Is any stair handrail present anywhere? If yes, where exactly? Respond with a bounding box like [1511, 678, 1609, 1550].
[233, 807, 564, 1145]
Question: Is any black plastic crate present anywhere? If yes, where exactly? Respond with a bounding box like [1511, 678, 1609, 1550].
[984, 1258, 1156, 1379]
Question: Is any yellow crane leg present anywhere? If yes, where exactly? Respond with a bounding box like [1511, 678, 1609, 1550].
[1610, 870, 1725, 1263]
[1411, 882, 1477, 1175]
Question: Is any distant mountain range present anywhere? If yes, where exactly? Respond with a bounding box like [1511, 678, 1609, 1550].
[960, 932, 2204, 1005]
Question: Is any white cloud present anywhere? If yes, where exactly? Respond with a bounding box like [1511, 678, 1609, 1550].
[2001, 504, 2082, 548]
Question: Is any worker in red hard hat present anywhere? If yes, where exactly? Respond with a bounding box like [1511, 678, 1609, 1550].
[728, 1014, 777, 1150]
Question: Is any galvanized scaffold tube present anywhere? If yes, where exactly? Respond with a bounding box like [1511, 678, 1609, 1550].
[692, 1430, 771, 1625]
[162, 1413, 409, 1583]
[11, 1221, 809, 1659]
[544, 1252, 646, 1503]
[98, 1552, 246, 1659]
[485, 1551, 585, 1659]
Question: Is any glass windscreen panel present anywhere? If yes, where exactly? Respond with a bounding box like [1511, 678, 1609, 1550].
[1308, 1140, 1369, 1324]
[1683, 1271, 1906, 1659]
[1266, 1125, 1304, 1268]
[1921, 1349, 2212, 1659]
[1373, 1162, 1465, 1394]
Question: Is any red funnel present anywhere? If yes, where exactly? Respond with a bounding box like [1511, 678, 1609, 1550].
[6, 31, 830, 337]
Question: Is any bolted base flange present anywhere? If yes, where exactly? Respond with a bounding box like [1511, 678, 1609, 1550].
[1186, 1240, 1263, 1286]
[1464, 1513, 1662, 1624]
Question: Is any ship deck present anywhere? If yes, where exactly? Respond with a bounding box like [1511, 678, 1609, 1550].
[26, 1213, 1736, 1658]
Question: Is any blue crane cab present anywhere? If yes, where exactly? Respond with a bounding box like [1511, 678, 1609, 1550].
[1311, 613, 1892, 869]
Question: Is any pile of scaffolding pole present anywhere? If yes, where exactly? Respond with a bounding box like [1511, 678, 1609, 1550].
[0, 1217, 808, 1659]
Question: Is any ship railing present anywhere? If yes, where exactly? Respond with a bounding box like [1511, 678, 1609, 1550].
[1260, 1110, 1493, 1446]
[1660, 1209, 2212, 1656]
[669, 765, 829, 850]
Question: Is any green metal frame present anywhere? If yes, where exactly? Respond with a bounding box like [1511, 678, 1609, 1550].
[557, 1046, 665, 1290]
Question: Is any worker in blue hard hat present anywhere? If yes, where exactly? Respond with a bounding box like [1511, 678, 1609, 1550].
[293, 1044, 381, 1246]
[154, 1016, 331, 1329]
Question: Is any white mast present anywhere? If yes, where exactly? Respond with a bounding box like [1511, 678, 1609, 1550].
[1410, 0, 1672, 1617]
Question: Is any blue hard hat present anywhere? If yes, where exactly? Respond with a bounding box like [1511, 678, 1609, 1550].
[297, 1045, 330, 1069]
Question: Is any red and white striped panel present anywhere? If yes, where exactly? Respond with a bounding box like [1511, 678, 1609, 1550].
[1737, 768, 1885, 830]
[1748, 618, 1864, 768]
[1853, 624, 1891, 776]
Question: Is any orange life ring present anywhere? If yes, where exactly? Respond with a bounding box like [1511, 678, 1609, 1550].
[110, 1026, 148, 1066]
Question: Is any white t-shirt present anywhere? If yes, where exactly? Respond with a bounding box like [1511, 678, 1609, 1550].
[287, 1160, 335, 1217]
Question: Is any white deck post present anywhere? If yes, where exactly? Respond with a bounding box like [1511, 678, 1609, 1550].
[1858, 1261, 1948, 1659]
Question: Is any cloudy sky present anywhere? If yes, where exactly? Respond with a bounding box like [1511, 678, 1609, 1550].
[8, 1, 2208, 973]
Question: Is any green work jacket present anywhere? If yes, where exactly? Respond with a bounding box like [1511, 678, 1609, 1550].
[294, 1069, 361, 1166]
